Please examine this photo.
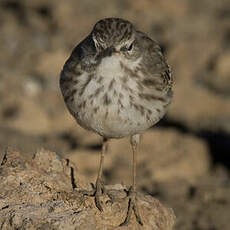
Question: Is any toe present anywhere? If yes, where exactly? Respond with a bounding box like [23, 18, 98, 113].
[95, 179, 104, 211]
[120, 188, 143, 226]
[95, 192, 103, 211]
[133, 201, 143, 225]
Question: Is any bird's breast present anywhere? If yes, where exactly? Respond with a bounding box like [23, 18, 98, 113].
[68, 55, 169, 138]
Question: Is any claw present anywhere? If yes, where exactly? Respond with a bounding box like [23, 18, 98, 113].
[95, 179, 104, 211]
[120, 186, 143, 226]
[78, 179, 105, 212]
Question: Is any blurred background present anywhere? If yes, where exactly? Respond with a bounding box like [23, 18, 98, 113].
[0, 0, 230, 229]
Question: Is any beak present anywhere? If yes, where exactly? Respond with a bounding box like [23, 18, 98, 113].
[102, 47, 117, 57]
[107, 47, 116, 53]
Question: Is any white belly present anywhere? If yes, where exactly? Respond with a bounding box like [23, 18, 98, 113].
[70, 55, 166, 138]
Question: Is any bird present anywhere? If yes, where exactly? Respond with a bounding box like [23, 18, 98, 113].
[60, 17, 173, 226]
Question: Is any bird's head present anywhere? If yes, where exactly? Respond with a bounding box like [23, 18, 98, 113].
[91, 18, 137, 58]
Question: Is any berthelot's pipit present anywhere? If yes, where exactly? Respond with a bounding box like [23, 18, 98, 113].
[60, 18, 173, 226]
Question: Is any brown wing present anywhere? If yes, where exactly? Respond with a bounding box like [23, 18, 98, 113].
[136, 31, 173, 90]
[162, 64, 173, 89]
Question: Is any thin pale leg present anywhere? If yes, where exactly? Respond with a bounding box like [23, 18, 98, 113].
[79, 138, 108, 211]
[120, 134, 143, 226]
[95, 137, 108, 211]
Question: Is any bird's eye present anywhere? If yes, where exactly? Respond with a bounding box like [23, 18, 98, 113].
[121, 43, 133, 52]
[127, 43, 133, 51]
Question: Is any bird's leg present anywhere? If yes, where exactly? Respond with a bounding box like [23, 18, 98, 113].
[94, 137, 108, 211]
[120, 134, 143, 226]
[78, 138, 108, 211]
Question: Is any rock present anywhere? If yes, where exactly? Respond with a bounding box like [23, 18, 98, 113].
[34, 49, 67, 79]
[196, 51, 230, 97]
[0, 149, 175, 230]
[5, 96, 51, 135]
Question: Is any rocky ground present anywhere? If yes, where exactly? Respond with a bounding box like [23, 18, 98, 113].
[0, 0, 230, 229]
[0, 149, 175, 229]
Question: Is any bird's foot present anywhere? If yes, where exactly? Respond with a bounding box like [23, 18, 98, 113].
[94, 178, 106, 211]
[120, 186, 143, 226]
[77, 184, 143, 226]
[78, 178, 106, 211]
